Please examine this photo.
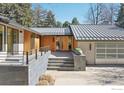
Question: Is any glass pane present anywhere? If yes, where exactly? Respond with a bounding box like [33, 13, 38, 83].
[106, 43, 116, 48]
[96, 43, 105, 48]
[118, 54, 124, 58]
[7, 28, 13, 53]
[118, 43, 124, 48]
[96, 49, 105, 53]
[106, 49, 116, 53]
[118, 49, 124, 53]
[96, 54, 105, 59]
[106, 54, 116, 59]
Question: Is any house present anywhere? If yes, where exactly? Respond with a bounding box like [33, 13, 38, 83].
[1, 16, 124, 65]
[32, 25, 124, 65]
[70, 25, 124, 64]
[0, 17, 42, 56]
[31, 28, 77, 51]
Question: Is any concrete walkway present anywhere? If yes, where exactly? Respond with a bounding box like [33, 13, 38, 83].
[46, 66, 124, 85]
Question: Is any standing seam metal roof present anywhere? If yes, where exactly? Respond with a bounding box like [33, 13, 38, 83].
[70, 25, 124, 40]
[31, 28, 72, 35]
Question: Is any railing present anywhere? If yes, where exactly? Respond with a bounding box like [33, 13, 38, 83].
[0, 46, 50, 65]
[25, 46, 50, 65]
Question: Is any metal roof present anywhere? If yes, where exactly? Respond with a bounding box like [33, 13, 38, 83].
[31, 28, 72, 35]
[70, 24, 124, 41]
[8, 21, 42, 35]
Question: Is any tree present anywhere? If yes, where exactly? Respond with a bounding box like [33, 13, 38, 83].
[32, 4, 47, 27]
[87, 3, 119, 25]
[116, 4, 124, 27]
[44, 10, 56, 27]
[87, 3, 105, 24]
[0, 3, 32, 27]
[63, 21, 70, 27]
[56, 21, 62, 27]
[71, 17, 79, 25]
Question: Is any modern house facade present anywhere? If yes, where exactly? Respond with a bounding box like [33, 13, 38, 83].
[1, 16, 124, 65]
[0, 20, 42, 56]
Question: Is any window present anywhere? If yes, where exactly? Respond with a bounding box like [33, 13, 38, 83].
[96, 42, 124, 59]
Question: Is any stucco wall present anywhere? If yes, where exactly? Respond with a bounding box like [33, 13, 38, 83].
[77, 41, 95, 64]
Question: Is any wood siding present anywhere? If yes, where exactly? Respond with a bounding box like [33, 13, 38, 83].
[40, 35, 77, 51]
[24, 30, 40, 52]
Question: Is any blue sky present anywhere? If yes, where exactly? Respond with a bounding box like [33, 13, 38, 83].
[32, 3, 90, 24]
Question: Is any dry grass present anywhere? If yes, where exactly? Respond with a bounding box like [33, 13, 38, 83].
[37, 74, 55, 85]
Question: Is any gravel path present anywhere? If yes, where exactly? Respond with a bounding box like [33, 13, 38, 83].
[46, 66, 124, 85]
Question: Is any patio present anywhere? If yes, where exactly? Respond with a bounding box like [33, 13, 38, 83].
[46, 66, 124, 85]
[49, 51, 73, 59]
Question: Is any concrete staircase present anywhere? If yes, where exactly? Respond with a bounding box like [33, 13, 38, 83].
[47, 58, 74, 71]
[0, 52, 24, 65]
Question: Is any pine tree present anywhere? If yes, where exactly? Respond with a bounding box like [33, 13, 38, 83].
[63, 21, 70, 27]
[0, 3, 32, 27]
[72, 17, 79, 25]
[44, 10, 56, 27]
[116, 4, 124, 27]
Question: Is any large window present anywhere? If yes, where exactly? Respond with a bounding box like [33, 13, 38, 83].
[96, 43, 124, 59]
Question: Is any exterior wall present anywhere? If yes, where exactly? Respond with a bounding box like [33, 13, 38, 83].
[0, 65, 28, 85]
[41, 35, 75, 51]
[28, 51, 51, 85]
[24, 30, 31, 52]
[24, 30, 40, 52]
[18, 30, 24, 54]
[77, 41, 95, 64]
[73, 38, 78, 48]
[41, 36, 56, 51]
[35, 35, 40, 49]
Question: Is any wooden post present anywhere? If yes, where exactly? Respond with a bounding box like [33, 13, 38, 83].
[26, 52, 28, 65]
[35, 49, 37, 60]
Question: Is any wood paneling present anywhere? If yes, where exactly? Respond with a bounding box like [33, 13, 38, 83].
[40, 35, 76, 51]
[35, 35, 40, 49]
[24, 30, 31, 52]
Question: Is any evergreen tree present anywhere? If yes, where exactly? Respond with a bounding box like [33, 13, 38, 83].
[0, 3, 32, 27]
[32, 4, 47, 27]
[63, 21, 70, 27]
[116, 4, 124, 27]
[56, 21, 62, 27]
[72, 17, 79, 25]
[44, 10, 56, 27]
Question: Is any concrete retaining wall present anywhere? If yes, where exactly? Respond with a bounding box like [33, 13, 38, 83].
[0, 51, 51, 85]
[0, 65, 28, 85]
[73, 53, 86, 71]
[28, 51, 51, 85]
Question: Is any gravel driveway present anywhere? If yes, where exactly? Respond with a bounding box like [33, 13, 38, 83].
[46, 66, 124, 85]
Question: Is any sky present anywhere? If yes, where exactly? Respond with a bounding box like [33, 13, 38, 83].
[32, 3, 90, 24]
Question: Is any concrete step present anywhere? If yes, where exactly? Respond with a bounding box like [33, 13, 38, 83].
[47, 66, 74, 71]
[49, 58, 73, 61]
[48, 63, 74, 67]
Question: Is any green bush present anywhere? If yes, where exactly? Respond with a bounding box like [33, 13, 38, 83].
[72, 48, 82, 55]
